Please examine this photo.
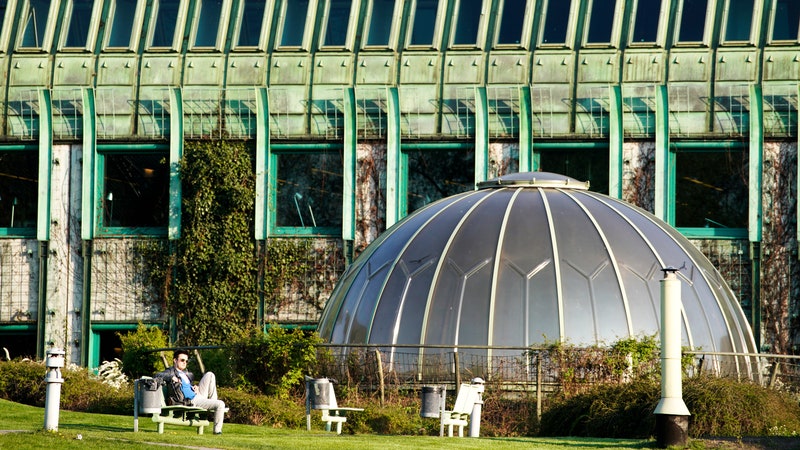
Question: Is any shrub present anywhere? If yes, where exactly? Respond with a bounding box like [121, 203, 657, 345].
[118, 323, 168, 378]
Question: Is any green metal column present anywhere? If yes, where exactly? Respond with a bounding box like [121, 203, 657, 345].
[255, 87, 269, 240]
[749, 83, 764, 350]
[80, 88, 96, 366]
[168, 87, 183, 240]
[343, 87, 356, 243]
[608, 85, 623, 199]
[36, 88, 53, 359]
[519, 86, 533, 172]
[475, 86, 488, 183]
[386, 87, 401, 227]
[655, 84, 670, 222]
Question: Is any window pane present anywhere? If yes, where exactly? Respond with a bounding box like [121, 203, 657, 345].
[631, 0, 660, 43]
[675, 150, 748, 228]
[677, 0, 708, 42]
[452, 0, 481, 45]
[772, 0, 800, 41]
[236, 0, 265, 47]
[0, 151, 38, 229]
[539, 149, 609, 195]
[323, 0, 353, 47]
[276, 153, 343, 228]
[724, 0, 753, 41]
[280, 0, 309, 47]
[407, 148, 474, 214]
[586, 0, 615, 43]
[409, 0, 439, 46]
[63, 0, 94, 48]
[541, 0, 571, 44]
[366, 0, 395, 46]
[150, 0, 180, 47]
[194, 0, 223, 47]
[104, 154, 169, 227]
[20, 0, 51, 48]
[107, 0, 138, 48]
[496, 0, 525, 45]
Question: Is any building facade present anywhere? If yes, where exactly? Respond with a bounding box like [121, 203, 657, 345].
[0, 0, 797, 367]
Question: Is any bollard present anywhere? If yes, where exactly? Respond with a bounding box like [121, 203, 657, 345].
[468, 377, 485, 438]
[44, 348, 65, 431]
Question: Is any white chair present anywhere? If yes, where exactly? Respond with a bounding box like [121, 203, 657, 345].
[440, 383, 483, 437]
[305, 378, 364, 434]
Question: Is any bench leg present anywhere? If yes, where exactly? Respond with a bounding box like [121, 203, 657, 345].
[157, 422, 165, 434]
[197, 425, 204, 435]
[336, 421, 342, 435]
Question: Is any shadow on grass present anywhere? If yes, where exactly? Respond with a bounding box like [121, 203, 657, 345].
[484, 437, 656, 448]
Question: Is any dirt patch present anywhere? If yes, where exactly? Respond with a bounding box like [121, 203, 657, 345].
[695, 436, 800, 449]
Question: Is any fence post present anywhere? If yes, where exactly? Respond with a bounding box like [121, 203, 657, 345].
[536, 352, 542, 421]
[375, 349, 385, 406]
[453, 352, 461, 389]
[769, 361, 780, 388]
[194, 349, 206, 374]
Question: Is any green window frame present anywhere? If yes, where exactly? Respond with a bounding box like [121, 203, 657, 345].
[538, 0, 576, 47]
[96, 149, 169, 236]
[494, 0, 532, 48]
[406, 0, 445, 49]
[583, 0, 623, 47]
[400, 143, 475, 217]
[231, 0, 271, 49]
[628, 0, 667, 46]
[0, 147, 38, 238]
[275, 0, 318, 50]
[269, 145, 344, 236]
[60, 0, 102, 50]
[533, 143, 610, 195]
[0, 1, 13, 53]
[721, 0, 758, 44]
[319, 0, 359, 50]
[770, 0, 800, 43]
[146, 0, 188, 50]
[674, 0, 714, 45]
[670, 143, 748, 239]
[103, 0, 145, 50]
[363, 0, 400, 48]
[189, 0, 231, 50]
[449, 0, 488, 48]
[17, 0, 58, 50]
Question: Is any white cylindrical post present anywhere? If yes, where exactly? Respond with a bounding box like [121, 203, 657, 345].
[654, 268, 690, 448]
[468, 377, 485, 438]
[44, 348, 66, 431]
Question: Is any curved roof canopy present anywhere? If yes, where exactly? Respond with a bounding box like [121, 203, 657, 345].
[318, 172, 757, 375]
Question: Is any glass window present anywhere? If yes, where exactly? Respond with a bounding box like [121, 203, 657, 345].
[409, 0, 439, 46]
[322, 0, 353, 47]
[772, 0, 800, 41]
[19, 0, 52, 49]
[365, 0, 395, 46]
[496, 0, 526, 45]
[677, 0, 709, 43]
[541, 0, 571, 45]
[405, 147, 474, 215]
[102, 153, 169, 229]
[274, 151, 342, 233]
[149, 0, 181, 48]
[106, 0, 139, 48]
[630, 0, 662, 43]
[0, 151, 38, 234]
[674, 149, 747, 230]
[452, 0, 482, 46]
[724, 0, 754, 42]
[235, 0, 266, 47]
[63, 0, 94, 48]
[193, 0, 223, 47]
[279, 0, 310, 47]
[538, 148, 608, 195]
[585, 0, 616, 44]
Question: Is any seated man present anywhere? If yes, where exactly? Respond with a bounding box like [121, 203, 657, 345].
[156, 349, 226, 435]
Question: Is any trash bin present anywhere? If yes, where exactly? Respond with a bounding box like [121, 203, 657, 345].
[420, 385, 445, 418]
[138, 378, 164, 414]
[306, 378, 331, 410]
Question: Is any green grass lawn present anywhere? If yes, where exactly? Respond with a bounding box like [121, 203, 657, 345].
[0, 399, 654, 449]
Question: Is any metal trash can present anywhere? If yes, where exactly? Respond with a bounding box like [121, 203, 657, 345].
[306, 378, 331, 410]
[420, 385, 445, 418]
[138, 378, 164, 414]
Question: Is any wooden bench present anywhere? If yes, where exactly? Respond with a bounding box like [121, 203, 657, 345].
[133, 377, 211, 434]
[305, 377, 364, 434]
[440, 383, 484, 437]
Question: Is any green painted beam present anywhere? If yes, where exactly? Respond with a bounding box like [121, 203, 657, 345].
[168, 88, 183, 240]
[749, 84, 762, 244]
[401, 142, 474, 150]
[475, 86, 488, 183]
[519, 86, 533, 172]
[96, 143, 169, 152]
[37, 89, 52, 242]
[655, 84, 670, 222]
[269, 143, 343, 150]
[608, 85, 623, 199]
[81, 88, 96, 240]
[343, 87, 356, 241]
[255, 87, 269, 240]
[386, 87, 401, 228]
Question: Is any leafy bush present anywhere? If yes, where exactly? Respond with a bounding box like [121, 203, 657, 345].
[118, 323, 168, 378]
[230, 326, 321, 397]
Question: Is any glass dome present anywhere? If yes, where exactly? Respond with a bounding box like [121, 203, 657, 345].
[318, 172, 758, 377]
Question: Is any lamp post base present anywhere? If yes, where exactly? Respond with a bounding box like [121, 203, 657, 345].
[655, 414, 689, 448]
